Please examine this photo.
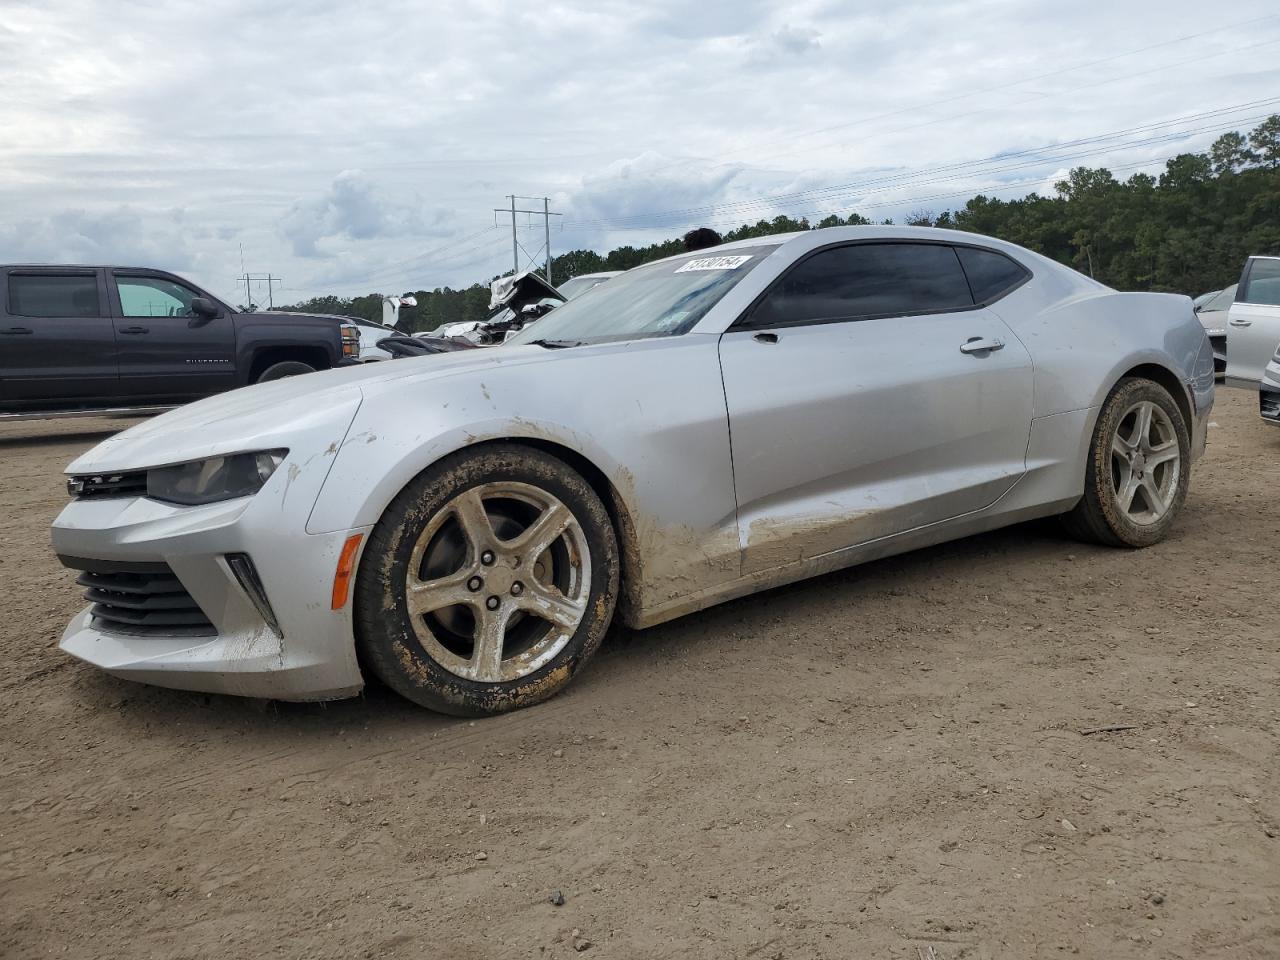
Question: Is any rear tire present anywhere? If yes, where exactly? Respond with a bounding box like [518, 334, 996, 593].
[1062, 377, 1190, 548]
[354, 444, 619, 716]
[256, 360, 315, 382]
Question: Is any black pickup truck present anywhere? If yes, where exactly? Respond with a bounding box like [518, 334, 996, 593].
[0, 265, 360, 417]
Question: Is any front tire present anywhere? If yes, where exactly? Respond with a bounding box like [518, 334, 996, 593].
[1062, 377, 1190, 548]
[355, 444, 619, 716]
[256, 360, 316, 382]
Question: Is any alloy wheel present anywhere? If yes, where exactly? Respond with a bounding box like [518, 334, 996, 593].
[1109, 400, 1181, 526]
[404, 482, 591, 683]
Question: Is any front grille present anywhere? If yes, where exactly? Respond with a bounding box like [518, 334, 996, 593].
[60, 558, 216, 637]
[68, 471, 148, 499]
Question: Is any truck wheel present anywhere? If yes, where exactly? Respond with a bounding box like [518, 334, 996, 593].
[256, 360, 315, 382]
[1062, 377, 1190, 548]
[354, 443, 619, 716]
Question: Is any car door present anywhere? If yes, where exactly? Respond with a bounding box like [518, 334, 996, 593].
[110, 271, 238, 399]
[717, 241, 1034, 576]
[1226, 257, 1280, 389]
[0, 267, 120, 405]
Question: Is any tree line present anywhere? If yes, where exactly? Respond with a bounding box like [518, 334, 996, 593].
[279, 116, 1280, 330]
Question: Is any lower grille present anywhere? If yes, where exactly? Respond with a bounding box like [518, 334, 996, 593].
[60, 558, 216, 637]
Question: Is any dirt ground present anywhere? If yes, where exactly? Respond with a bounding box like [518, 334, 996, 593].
[1, 390, 1277, 960]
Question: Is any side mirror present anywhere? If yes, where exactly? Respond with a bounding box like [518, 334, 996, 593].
[189, 297, 218, 326]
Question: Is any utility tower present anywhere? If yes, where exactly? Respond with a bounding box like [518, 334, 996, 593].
[240, 273, 281, 310]
[493, 196, 562, 282]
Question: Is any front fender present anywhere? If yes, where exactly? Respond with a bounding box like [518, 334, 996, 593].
[305, 410, 635, 536]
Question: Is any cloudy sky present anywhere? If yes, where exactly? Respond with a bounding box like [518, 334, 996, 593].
[2, 0, 1278, 306]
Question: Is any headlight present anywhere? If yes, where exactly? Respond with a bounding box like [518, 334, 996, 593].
[147, 450, 287, 506]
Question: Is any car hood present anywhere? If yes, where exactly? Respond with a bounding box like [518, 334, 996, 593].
[64, 346, 555, 474]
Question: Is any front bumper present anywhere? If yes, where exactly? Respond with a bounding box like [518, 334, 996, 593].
[53, 493, 371, 701]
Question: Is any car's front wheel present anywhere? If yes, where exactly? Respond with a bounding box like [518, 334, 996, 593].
[1063, 377, 1191, 548]
[355, 444, 619, 715]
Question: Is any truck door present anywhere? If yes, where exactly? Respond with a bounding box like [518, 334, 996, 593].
[0, 268, 120, 406]
[110, 272, 238, 400]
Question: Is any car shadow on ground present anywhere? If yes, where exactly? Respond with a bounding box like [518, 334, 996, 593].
[0, 428, 129, 449]
[69, 516, 1088, 744]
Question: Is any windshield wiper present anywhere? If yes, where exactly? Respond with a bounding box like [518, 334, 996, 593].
[526, 338, 584, 349]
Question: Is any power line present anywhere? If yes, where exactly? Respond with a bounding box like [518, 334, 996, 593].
[638, 16, 1280, 177]
[349, 14, 1278, 178]
[562, 99, 1280, 230]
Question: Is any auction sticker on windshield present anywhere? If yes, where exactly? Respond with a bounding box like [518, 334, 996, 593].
[675, 255, 754, 273]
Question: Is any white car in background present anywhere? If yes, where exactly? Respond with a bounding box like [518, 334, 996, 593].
[1225, 256, 1280, 390]
[1193, 283, 1234, 377]
[350, 317, 408, 361]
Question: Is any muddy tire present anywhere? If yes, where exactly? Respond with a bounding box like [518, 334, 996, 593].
[354, 443, 619, 716]
[256, 360, 315, 382]
[1062, 377, 1190, 548]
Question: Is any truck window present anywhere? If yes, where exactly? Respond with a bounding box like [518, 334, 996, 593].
[8, 274, 101, 317]
[116, 276, 199, 318]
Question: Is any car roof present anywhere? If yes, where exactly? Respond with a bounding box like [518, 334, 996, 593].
[1, 264, 182, 272]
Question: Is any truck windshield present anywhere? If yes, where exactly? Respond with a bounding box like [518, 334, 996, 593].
[507, 247, 775, 346]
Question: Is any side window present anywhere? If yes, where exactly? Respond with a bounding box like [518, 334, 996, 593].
[116, 276, 200, 318]
[8, 274, 101, 318]
[955, 246, 1030, 303]
[1241, 260, 1280, 306]
[750, 243, 973, 327]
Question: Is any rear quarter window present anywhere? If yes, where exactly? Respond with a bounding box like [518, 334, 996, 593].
[955, 246, 1030, 304]
[8, 274, 101, 318]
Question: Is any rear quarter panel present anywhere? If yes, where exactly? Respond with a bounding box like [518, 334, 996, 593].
[995, 285, 1211, 420]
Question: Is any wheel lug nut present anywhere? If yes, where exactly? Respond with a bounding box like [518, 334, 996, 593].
[485, 596, 500, 610]
[467, 576, 483, 592]
[511, 582, 523, 596]
[480, 550, 495, 566]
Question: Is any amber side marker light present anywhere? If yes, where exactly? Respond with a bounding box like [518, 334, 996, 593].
[331, 534, 365, 610]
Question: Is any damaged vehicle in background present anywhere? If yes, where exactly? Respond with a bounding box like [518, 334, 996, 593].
[428, 270, 565, 346]
[51, 226, 1213, 717]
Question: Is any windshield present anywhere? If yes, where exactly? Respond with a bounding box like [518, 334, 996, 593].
[509, 247, 774, 345]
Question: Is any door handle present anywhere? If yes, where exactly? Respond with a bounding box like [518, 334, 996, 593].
[1, 327, 33, 335]
[960, 337, 1005, 354]
[1228, 317, 1252, 327]
[752, 332, 779, 344]
[118, 325, 150, 334]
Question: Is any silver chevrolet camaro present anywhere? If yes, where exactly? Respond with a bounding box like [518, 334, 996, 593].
[53, 227, 1215, 715]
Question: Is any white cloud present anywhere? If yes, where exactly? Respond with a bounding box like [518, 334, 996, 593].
[0, 0, 1276, 299]
[281, 169, 456, 258]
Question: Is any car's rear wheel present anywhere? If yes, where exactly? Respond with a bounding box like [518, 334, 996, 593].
[256, 360, 316, 382]
[355, 444, 619, 716]
[1062, 377, 1190, 548]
